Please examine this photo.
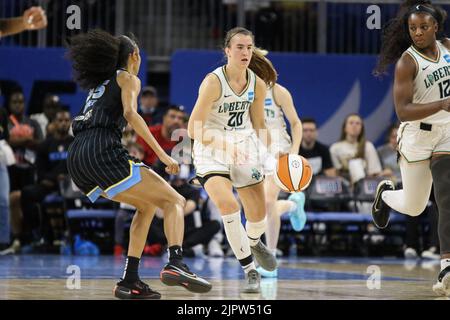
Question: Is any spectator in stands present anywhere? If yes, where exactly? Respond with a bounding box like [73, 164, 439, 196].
[7, 89, 44, 242]
[137, 105, 185, 167]
[3, 110, 72, 254]
[299, 117, 336, 177]
[0, 105, 13, 248]
[377, 123, 401, 183]
[30, 94, 62, 138]
[0, 5, 47, 251]
[138, 86, 166, 126]
[330, 113, 382, 184]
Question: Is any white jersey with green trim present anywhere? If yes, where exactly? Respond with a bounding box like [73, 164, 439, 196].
[264, 85, 291, 144]
[203, 66, 256, 138]
[405, 40, 450, 125]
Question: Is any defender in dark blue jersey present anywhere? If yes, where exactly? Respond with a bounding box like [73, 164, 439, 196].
[66, 29, 211, 299]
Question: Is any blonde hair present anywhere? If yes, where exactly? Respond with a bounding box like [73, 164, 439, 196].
[224, 27, 277, 87]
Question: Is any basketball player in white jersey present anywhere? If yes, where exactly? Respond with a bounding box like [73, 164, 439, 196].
[372, 0, 450, 296]
[250, 52, 306, 277]
[188, 27, 277, 293]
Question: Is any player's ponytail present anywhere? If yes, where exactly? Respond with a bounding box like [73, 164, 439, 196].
[224, 27, 277, 87]
[374, 0, 447, 77]
[66, 29, 136, 90]
[249, 47, 278, 88]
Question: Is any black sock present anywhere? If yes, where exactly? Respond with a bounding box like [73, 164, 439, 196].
[122, 256, 140, 282]
[168, 245, 183, 263]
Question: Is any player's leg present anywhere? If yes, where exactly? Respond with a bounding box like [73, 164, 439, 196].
[372, 156, 432, 228]
[204, 175, 260, 293]
[110, 191, 161, 299]
[257, 176, 281, 278]
[430, 154, 450, 297]
[237, 181, 277, 272]
[124, 167, 212, 293]
[112, 167, 212, 296]
[264, 176, 282, 253]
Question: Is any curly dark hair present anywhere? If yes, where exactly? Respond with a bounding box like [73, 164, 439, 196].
[374, 0, 447, 76]
[65, 29, 137, 90]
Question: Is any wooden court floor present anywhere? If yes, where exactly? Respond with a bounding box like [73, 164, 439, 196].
[0, 255, 448, 300]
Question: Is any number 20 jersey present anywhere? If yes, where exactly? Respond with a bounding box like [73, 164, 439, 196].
[202, 66, 256, 137]
[405, 40, 450, 125]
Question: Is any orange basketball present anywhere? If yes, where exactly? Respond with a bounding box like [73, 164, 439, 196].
[274, 154, 313, 193]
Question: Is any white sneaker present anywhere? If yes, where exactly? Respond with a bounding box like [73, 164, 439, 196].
[421, 247, 440, 260]
[208, 239, 224, 257]
[433, 266, 450, 297]
[404, 247, 418, 259]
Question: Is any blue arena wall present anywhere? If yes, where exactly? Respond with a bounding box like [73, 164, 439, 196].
[170, 50, 396, 145]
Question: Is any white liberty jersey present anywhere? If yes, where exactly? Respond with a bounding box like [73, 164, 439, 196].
[264, 86, 292, 154]
[405, 40, 450, 125]
[264, 86, 290, 135]
[204, 66, 256, 137]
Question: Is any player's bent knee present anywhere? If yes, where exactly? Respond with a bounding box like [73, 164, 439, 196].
[169, 194, 186, 208]
[404, 203, 427, 217]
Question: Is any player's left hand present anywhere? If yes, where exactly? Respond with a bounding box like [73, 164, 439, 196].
[23, 6, 47, 31]
[161, 154, 180, 175]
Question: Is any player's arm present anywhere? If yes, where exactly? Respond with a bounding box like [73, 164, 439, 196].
[394, 53, 450, 121]
[187, 74, 226, 149]
[118, 71, 178, 174]
[250, 77, 270, 147]
[0, 6, 47, 37]
[274, 84, 302, 154]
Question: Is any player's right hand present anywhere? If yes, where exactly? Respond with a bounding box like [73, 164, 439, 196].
[23, 6, 47, 30]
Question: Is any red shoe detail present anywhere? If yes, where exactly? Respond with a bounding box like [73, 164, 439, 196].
[161, 270, 180, 277]
[114, 245, 123, 256]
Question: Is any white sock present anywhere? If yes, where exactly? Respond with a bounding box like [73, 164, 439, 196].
[441, 258, 450, 271]
[222, 211, 253, 270]
[243, 261, 256, 274]
[246, 218, 267, 246]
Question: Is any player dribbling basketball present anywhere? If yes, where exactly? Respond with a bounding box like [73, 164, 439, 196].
[188, 27, 277, 293]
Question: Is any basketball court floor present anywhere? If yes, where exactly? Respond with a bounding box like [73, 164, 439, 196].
[0, 255, 447, 300]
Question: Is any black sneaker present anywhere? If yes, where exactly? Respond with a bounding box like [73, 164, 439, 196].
[371, 180, 395, 229]
[432, 266, 450, 297]
[160, 260, 212, 293]
[113, 279, 161, 299]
